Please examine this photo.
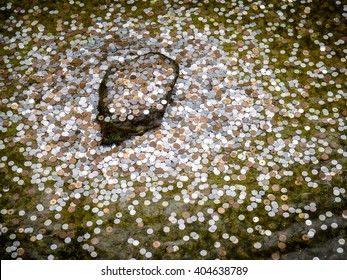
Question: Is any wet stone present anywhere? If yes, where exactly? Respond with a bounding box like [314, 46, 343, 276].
[97, 52, 179, 145]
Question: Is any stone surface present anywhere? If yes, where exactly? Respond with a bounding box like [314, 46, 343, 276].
[97, 52, 179, 145]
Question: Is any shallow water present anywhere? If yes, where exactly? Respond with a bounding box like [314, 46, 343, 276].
[0, 0, 346, 260]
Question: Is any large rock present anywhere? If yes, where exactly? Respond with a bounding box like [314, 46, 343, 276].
[97, 52, 179, 145]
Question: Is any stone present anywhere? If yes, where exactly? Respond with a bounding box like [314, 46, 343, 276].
[97, 52, 179, 145]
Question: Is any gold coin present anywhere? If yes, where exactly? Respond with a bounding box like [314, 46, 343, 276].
[302, 235, 309, 241]
[17, 248, 25, 256]
[106, 226, 113, 233]
[278, 242, 286, 249]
